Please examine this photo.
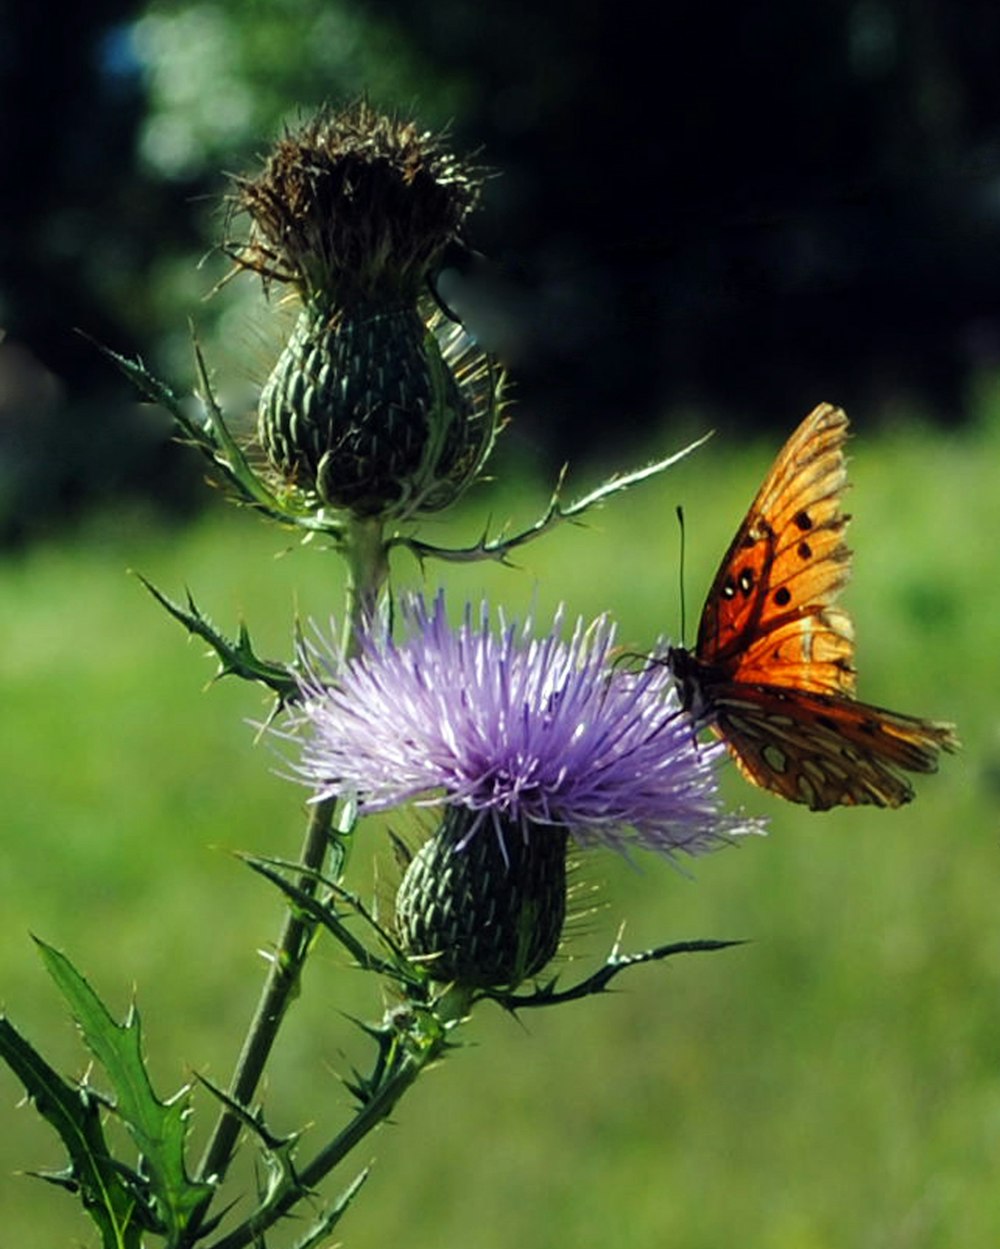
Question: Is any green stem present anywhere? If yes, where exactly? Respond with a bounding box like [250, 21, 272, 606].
[191, 516, 389, 1222]
[205, 1051, 425, 1249]
[206, 989, 471, 1249]
[340, 516, 390, 655]
[194, 796, 337, 1194]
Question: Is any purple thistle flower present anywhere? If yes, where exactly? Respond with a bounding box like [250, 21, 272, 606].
[285, 593, 761, 861]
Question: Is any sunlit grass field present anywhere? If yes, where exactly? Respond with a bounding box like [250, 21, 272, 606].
[1, 394, 996, 1248]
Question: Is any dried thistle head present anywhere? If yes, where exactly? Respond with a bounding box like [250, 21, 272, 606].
[229, 100, 482, 309]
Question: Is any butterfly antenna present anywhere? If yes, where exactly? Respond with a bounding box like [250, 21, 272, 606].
[676, 504, 687, 644]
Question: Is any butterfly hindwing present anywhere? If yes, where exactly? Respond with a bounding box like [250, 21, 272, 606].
[712, 683, 958, 810]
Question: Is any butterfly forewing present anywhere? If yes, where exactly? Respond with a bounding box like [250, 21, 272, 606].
[734, 607, 856, 696]
[697, 404, 853, 693]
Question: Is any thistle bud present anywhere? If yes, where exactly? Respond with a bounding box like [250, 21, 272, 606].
[395, 809, 568, 992]
[230, 101, 502, 518]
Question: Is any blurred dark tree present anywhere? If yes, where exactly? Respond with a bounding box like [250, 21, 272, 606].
[4, 0, 1000, 541]
[387, 0, 1000, 442]
[0, 0, 210, 542]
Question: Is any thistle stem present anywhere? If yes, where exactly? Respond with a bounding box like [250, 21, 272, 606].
[192, 517, 389, 1213]
[205, 1048, 427, 1249]
[205, 989, 472, 1249]
[340, 516, 389, 652]
[194, 795, 337, 1190]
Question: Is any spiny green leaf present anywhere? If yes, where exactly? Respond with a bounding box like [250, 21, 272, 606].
[488, 936, 747, 1010]
[135, 573, 299, 698]
[35, 940, 213, 1245]
[94, 336, 259, 497]
[290, 1168, 370, 1249]
[0, 1015, 148, 1249]
[190, 335, 291, 513]
[239, 855, 413, 985]
[195, 1072, 300, 1156]
[242, 851, 412, 968]
[93, 333, 349, 538]
[391, 432, 713, 566]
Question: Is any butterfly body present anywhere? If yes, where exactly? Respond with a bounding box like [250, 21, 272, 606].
[669, 403, 958, 810]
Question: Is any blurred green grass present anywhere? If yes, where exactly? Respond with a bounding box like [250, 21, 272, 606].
[0, 397, 996, 1248]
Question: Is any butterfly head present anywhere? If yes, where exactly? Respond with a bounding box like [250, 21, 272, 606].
[665, 644, 714, 724]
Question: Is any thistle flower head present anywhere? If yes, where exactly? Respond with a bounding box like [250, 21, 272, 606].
[281, 596, 761, 990]
[288, 594, 758, 858]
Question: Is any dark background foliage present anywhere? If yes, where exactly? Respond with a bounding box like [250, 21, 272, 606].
[4, 0, 1000, 540]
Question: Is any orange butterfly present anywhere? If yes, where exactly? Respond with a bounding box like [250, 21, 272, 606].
[668, 403, 958, 810]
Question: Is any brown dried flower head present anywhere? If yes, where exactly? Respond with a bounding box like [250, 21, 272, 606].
[230, 100, 482, 308]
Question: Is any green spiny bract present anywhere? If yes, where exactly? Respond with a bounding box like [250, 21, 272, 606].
[395, 809, 568, 992]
